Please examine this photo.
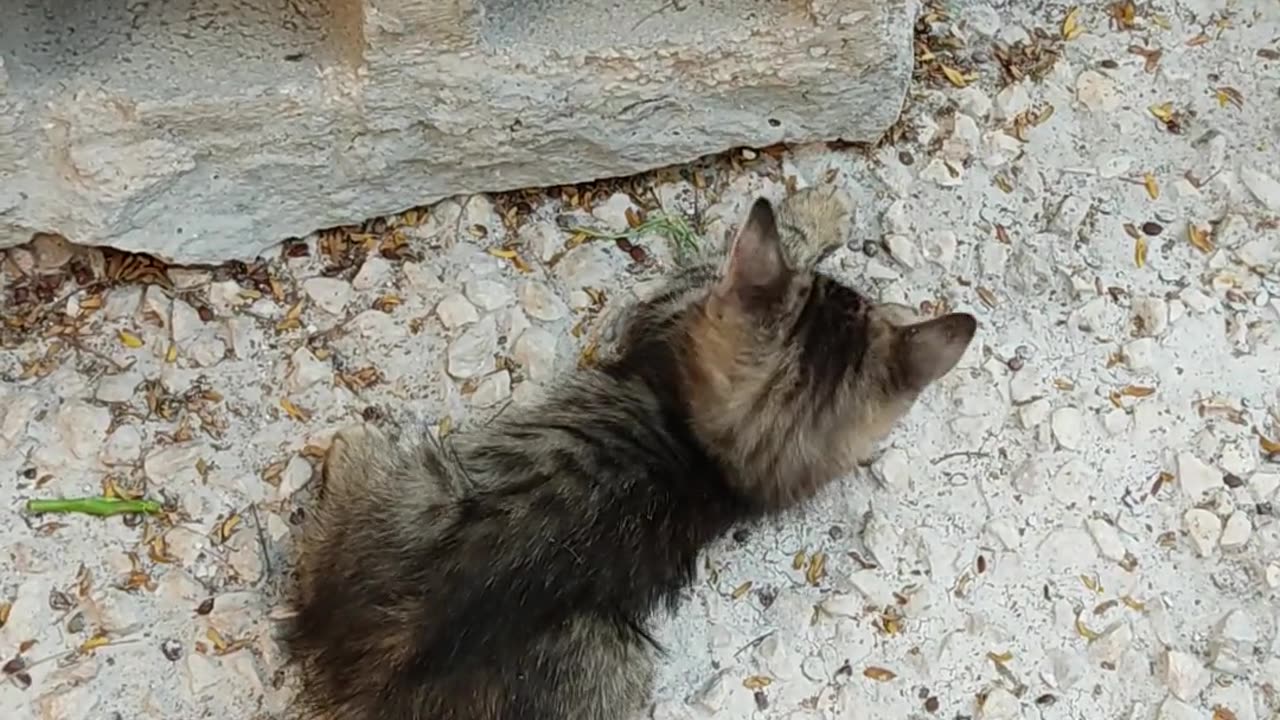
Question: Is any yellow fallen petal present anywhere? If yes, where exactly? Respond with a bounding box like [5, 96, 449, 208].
[118, 330, 144, 349]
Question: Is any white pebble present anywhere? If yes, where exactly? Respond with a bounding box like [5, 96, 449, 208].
[465, 279, 514, 312]
[884, 234, 920, 268]
[1019, 398, 1051, 429]
[920, 158, 963, 187]
[871, 448, 911, 491]
[592, 192, 638, 231]
[1156, 696, 1200, 720]
[1218, 438, 1256, 477]
[1250, 472, 1280, 502]
[1131, 296, 1169, 337]
[1123, 337, 1158, 371]
[446, 316, 498, 379]
[144, 443, 207, 485]
[95, 370, 143, 404]
[54, 400, 112, 462]
[1076, 70, 1120, 112]
[1240, 165, 1280, 211]
[1177, 452, 1220, 500]
[520, 281, 569, 322]
[100, 425, 143, 466]
[861, 510, 901, 567]
[995, 81, 1031, 119]
[1180, 287, 1216, 314]
[302, 277, 352, 315]
[921, 230, 957, 268]
[435, 293, 480, 329]
[351, 256, 392, 291]
[1085, 518, 1127, 561]
[1050, 406, 1086, 450]
[978, 686, 1023, 719]
[1159, 650, 1209, 702]
[286, 347, 330, 393]
[472, 370, 512, 408]
[1210, 609, 1259, 675]
[1088, 620, 1132, 666]
[513, 327, 559, 383]
[1218, 512, 1251, 549]
[1182, 508, 1222, 557]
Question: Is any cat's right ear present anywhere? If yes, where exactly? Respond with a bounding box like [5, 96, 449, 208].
[894, 313, 977, 389]
[714, 198, 790, 306]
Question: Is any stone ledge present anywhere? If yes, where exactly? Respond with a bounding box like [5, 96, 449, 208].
[0, 0, 916, 263]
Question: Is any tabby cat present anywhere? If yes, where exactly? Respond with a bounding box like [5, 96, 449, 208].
[284, 188, 977, 719]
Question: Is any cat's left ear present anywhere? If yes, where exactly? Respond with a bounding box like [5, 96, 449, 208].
[715, 198, 791, 305]
[894, 313, 977, 389]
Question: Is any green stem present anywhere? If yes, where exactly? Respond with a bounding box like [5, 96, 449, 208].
[26, 496, 161, 517]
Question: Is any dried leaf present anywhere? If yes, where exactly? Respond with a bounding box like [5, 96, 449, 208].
[1187, 223, 1214, 253]
[1062, 7, 1083, 40]
[1186, 33, 1210, 47]
[0, 602, 10, 628]
[1119, 385, 1156, 397]
[941, 65, 969, 88]
[792, 550, 807, 570]
[1075, 615, 1100, 640]
[743, 675, 773, 690]
[218, 514, 241, 543]
[79, 633, 110, 653]
[1108, 0, 1136, 29]
[1213, 706, 1239, 720]
[1148, 102, 1175, 123]
[1120, 595, 1146, 611]
[1134, 236, 1148, 268]
[165, 343, 178, 363]
[205, 627, 229, 653]
[1214, 86, 1244, 109]
[731, 581, 753, 600]
[805, 552, 827, 586]
[1080, 574, 1099, 592]
[1143, 173, 1159, 200]
[486, 248, 518, 260]
[279, 397, 312, 423]
[976, 287, 998, 309]
[118, 330, 145, 349]
[987, 650, 1014, 664]
[1260, 433, 1280, 455]
[863, 666, 897, 682]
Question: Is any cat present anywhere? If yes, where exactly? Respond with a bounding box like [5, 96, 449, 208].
[283, 187, 977, 720]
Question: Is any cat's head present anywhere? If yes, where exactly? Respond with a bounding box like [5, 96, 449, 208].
[676, 191, 976, 509]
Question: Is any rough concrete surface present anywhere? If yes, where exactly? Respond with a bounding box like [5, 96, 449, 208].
[3, 0, 1280, 719]
[0, 0, 913, 263]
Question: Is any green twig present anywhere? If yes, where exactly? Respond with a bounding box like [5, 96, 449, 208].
[569, 212, 702, 264]
[26, 496, 162, 517]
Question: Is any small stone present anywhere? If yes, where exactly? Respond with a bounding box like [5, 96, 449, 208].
[1177, 452, 1220, 500]
[1088, 621, 1132, 666]
[1240, 166, 1280, 211]
[1250, 472, 1280, 502]
[446, 316, 498, 379]
[1179, 287, 1215, 313]
[1218, 512, 1251, 549]
[161, 638, 184, 661]
[402, 261, 443, 295]
[1097, 155, 1134, 179]
[1159, 650, 1209, 702]
[54, 400, 112, 462]
[520, 281, 569, 322]
[995, 81, 1031, 119]
[1218, 438, 1256, 477]
[523, 220, 564, 263]
[303, 277, 353, 315]
[1131, 296, 1169, 337]
[1182, 508, 1222, 557]
[95, 370, 143, 403]
[978, 686, 1023, 719]
[1040, 649, 1085, 690]
[861, 510, 900, 567]
[1268, 562, 1280, 588]
[800, 655, 826, 682]
[436, 293, 480, 329]
[1076, 70, 1120, 112]
[884, 234, 920, 269]
[920, 230, 957, 268]
[183, 652, 222, 696]
[871, 448, 911, 491]
[920, 158, 963, 187]
[286, 347, 330, 393]
[956, 86, 993, 118]
[984, 519, 1020, 550]
[1123, 337, 1158, 371]
[465, 279, 514, 311]
[144, 443, 207, 485]
[351, 256, 392, 291]
[513, 327, 558, 383]
[1050, 406, 1086, 450]
[100, 425, 143, 465]
[31, 233, 75, 270]
[472, 370, 512, 408]
[276, 455, 313, 500]
[592, 192, 638, 231]
[1141, 222, 1163, 236]
[1155, 696, 1200, 720]
[1210, 609, 1259, 675]
[978, 242, 1008, 277]
[1085, 518, 1126, 561]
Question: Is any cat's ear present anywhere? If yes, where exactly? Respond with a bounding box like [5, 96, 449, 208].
[895, 313, 977, 389]
[715, 198, 790, 305]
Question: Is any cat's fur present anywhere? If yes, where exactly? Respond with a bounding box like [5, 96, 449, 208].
[284, 188, 977, 720]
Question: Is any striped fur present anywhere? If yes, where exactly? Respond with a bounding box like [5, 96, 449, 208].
[284, 189, 977, 720]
